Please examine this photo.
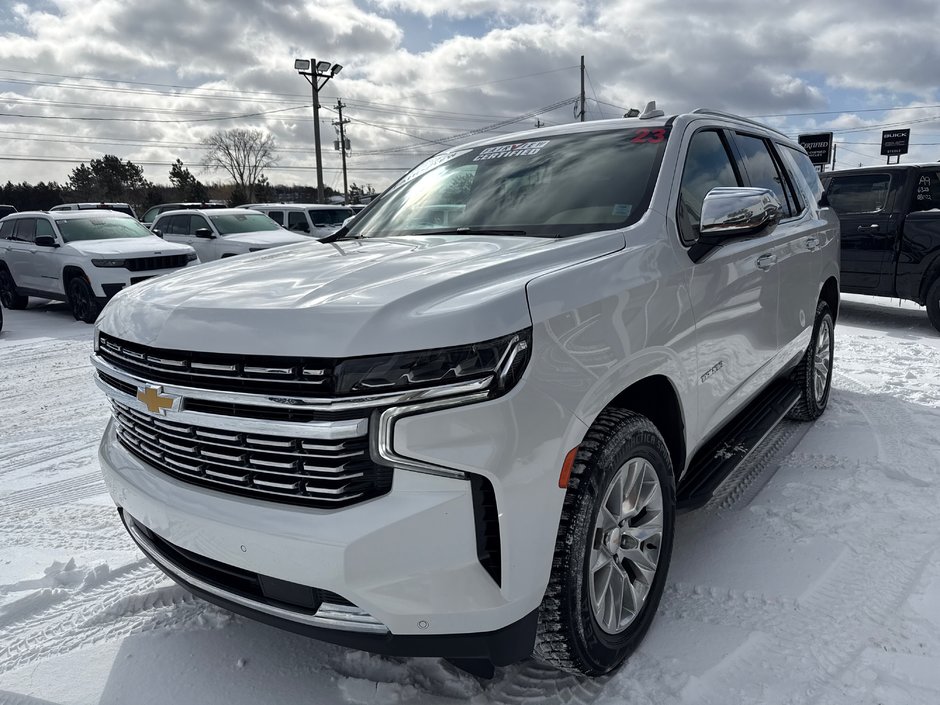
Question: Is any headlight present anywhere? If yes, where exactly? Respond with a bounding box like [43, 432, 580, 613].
[186, 252, 198, 262]
[335, 329, 531, 397]
[91, 258, 127, 268]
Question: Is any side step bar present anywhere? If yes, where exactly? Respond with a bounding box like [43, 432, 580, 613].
[677, 378, 801, 511]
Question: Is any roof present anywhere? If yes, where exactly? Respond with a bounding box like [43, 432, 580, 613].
[154, 208, 264, 217]
[2, 209, 134, 220]
[241, 203, 352, 210]
[824, 164, 935, 175]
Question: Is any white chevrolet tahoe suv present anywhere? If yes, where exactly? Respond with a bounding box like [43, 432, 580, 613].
[151, 208, 310, 261]
[0, 210, 197, 323]
[93, 109, 839, 677]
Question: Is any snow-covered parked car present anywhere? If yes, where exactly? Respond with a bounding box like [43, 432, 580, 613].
[0, 210, 197, 323]
[151, 208, 309, 260]
[92, 107, 840, 677]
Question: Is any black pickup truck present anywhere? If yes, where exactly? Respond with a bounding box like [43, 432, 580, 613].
[822, 164, 940, 332]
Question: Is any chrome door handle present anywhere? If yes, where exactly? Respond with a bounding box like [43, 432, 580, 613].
[756, 253, 777, 271]
[856, 224, 880, 232]
[805, 236, 820, 251]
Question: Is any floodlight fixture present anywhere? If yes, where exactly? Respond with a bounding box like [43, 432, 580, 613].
[331, 63, 343, 76]
[316, 60, 332, 73]
[294, 59, 310, 71]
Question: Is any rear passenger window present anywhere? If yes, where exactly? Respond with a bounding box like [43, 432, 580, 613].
[735, 133, 796, 217]
[0, 220, 15, 239]
[783, 147, 825, 207]
[826, 174, 892, 214]
[14, 218, 36, 242]
[267, 210, 284, 225]
[677, 130, 741, 244]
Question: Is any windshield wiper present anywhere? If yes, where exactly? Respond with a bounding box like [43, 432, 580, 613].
[413, 227, 529, 237]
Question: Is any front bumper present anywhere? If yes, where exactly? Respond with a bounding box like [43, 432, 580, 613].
[100, 419, 530, 637]
[91, 262, 198, 299]
[120, 507, 537, 664]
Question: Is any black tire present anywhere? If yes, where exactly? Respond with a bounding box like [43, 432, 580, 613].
[926, 278, 940, 335]
[67, 276, 101, 324]
[535, 409, 676, 676]
[788, 299, 834, 421]
[0, 267, 29, 309]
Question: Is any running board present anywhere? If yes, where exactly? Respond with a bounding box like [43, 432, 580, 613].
[677, 379, 801, 511]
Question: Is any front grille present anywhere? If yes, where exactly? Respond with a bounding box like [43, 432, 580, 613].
[112, 400, 392, 508]
[125, 254, 189, 272]
[98, 333, 333, 397]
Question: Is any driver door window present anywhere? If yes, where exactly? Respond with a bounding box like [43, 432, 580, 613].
[676, 130, 741, 244]
[287, 211, 309, 232]
[190, 215, 210, 234]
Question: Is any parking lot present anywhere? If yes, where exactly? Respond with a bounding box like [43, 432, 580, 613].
[1, 294, 938, 705]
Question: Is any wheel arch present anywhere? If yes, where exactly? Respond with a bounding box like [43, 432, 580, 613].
[917, 253, 940, 304]
[62, 264, 89, 288]
[602, 375, 687, 480]
[819, 275, 839, 322]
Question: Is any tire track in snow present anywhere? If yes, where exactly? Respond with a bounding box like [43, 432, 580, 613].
[0, 560, 222, 674]
[661, 372, 940, 705]
[0, 472, 105, 517]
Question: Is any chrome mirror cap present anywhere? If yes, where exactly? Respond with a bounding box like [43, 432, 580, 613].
[700, 187, 782, 238]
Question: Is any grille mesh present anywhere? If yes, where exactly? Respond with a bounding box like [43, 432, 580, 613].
[112, 401, 391, 508]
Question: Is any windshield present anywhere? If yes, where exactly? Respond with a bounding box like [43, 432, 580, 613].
[209, 213, 282, 235]
[348, 128, 669, 239]
[308, 208, 353, 226]
[57, 217, 152, 242]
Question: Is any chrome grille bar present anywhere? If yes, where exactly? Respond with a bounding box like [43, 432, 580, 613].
[111, 399, 386, 507]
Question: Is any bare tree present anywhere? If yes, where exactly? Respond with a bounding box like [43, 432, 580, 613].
[201, 128, 277, 203]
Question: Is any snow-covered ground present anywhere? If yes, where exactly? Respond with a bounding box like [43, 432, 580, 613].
[1, 295, 938, 705]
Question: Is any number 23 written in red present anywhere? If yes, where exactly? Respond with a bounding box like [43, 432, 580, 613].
[631, 129, 667, 144]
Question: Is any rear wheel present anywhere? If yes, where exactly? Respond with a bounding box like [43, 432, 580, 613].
[788, 300, 834, 421]
[0, 268, 28, 309]
[67, 276, 100, 323]
[536, 409, 675, 676]
[926, 278, 940, 334]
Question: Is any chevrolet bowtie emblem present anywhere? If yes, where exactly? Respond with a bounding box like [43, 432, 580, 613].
[136, 385, 178, 415]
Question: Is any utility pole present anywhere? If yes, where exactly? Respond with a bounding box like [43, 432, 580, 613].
[334, 100, 350, 205]
[579, 55, 586, 122]
[294, 58, 343, 203]
[535, 118, 544, 128]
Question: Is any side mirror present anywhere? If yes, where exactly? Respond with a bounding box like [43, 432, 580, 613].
[688, 187, 782, 263]
[35, 234, 59, 247]
[152, 229, 163, 238]
[699, 187, 782, 242]
[194, 228, 215, 239]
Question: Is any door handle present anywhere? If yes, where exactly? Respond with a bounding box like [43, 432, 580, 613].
[805, 236, 820, 251]
[756, 253, 777, 271]
[856, 224, 880, 232]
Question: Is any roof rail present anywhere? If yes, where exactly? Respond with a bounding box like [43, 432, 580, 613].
[689, 108, 790, 139]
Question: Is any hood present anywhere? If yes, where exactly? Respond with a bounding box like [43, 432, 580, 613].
[98, 232, 625, 357]
[221, 231, 311, 247]
[66, 236, 193, 257]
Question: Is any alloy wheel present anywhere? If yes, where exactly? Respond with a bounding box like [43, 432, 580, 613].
[813, 317, 832, 403]
[589, 457, 664, 635]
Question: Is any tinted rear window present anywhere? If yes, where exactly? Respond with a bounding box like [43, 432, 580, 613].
[825, 174, 892, 214]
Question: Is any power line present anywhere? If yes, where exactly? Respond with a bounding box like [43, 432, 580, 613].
[0, 154, 412, 171]
[0, 104, 310, 124]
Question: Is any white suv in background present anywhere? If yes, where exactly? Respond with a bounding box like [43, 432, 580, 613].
[242, 203, 354, 239]
[151, 208, 310, 261]
[0, 210, 196, 322]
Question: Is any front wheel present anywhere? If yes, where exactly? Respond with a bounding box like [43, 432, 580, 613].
[67, 276, 101, 324]
[788, 300, 834, 421]
[536, 409, 676, 676]
[926, 278, 940, 334]
[0, 268, 28, 309]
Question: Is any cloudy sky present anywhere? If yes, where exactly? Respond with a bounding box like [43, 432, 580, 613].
[1, 0, 939, 194]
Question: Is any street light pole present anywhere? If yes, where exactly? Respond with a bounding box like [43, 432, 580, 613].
[295, 58, 343, 203]
[334, 100, 350, 205]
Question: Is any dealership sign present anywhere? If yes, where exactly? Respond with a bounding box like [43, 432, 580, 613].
[798, 133, 833, 165]
[881, 129, 910, 156]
